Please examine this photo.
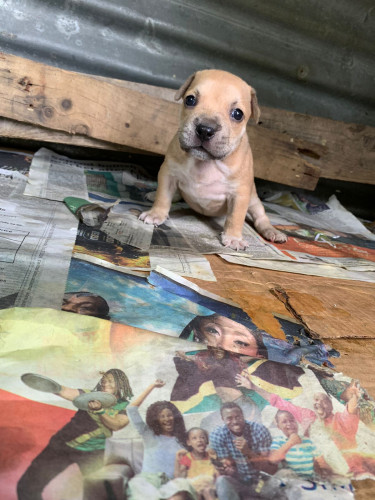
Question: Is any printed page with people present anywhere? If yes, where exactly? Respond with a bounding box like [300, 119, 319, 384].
[2, 307, 374, 499]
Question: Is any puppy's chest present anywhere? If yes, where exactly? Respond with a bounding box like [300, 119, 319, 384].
[177, 161, 235, 201]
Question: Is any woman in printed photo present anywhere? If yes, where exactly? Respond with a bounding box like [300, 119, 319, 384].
[179, 314, 267, 358]
[126, 379, 197, 500]
[17, 368, 132, 500]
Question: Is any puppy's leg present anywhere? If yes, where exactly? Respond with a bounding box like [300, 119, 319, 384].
[145, 190, 182, 203]
[247, 195, 287, 243]
[221, 195, 250, 251]
[139, 161, 177, 226]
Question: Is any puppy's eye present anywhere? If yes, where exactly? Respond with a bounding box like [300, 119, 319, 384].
[185, 95, 197, 107]
[231, 108, 244, 121]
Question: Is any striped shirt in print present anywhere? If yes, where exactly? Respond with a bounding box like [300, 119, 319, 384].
[271, 435, 317, 477]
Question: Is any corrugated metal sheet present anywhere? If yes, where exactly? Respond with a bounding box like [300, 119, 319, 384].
[0, 0, 374, 126]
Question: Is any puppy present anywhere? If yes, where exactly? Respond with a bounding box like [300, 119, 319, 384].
[139, 69, 287, 250]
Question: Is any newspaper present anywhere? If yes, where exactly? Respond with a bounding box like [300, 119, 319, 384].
[0, 170, 78, 309]
[63, 259, 336, 367]
[24, 149, 218, 280]
[148, 207, 284, 257]
[149, 249, 216, 282]
[0, 149, 33, 175]
[24, 149, 375, 272]
[101, 201, 155, 250]
[4, 307, 373, 499]
[98, 197, 280, 259]
[23, 148, 89, 201]
[260, 192, 375, 271]
[24, 147, 157, 202]
[73, 221, 151, 270]
[24, 149, 284, 258]
[64, 258, 215, 336]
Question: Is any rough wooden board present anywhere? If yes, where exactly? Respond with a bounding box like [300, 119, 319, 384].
[189, 256, 375, 340]
[352, 479, 375, 500]
[100, 75, 375, 186]
[0, 117, 148, 154]
[0, 52, 319, 189]
[271, 282, 375, 340]
[0, 52, 178, 154]
[249, 125, 320, 189]
[0, 117, 319, 189]
[327, 338, 375, 398]
[260, 107, 375, 185]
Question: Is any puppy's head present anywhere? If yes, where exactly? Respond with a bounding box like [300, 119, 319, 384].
[175, 69, 260, 161]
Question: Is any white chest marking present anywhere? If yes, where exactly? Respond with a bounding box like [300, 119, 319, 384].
[171, 158, 238, 215]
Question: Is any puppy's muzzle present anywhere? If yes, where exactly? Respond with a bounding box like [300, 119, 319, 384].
[195, 120, 221, 142]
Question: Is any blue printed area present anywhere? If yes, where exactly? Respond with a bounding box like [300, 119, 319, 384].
[65, 259, 213, 336]
[148, 270, 256, 328]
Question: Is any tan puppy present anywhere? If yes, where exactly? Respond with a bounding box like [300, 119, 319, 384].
[139, 69, 287, 250]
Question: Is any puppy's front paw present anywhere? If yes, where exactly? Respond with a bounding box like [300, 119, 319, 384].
[221, 233, 249, 251]
[261, 227, 288, 243]
[139, 209, 168, 226]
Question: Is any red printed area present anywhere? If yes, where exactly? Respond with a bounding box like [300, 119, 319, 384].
[274, 233, 375, 262]
[0, 389, 75, 500]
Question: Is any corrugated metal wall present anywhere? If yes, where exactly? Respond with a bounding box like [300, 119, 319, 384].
[0, 0, 374, 126]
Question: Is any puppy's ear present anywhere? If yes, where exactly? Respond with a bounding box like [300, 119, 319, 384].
[250, 87, 261, 124]
[174, 73, 196, 101]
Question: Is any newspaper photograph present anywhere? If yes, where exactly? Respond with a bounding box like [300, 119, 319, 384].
[261, 193, 375, 271]
[3, 307, 374, 500]
[0, 169, 78, 310]
[72, 221, 216, 282]
[74, 222, 151, 271]
[0, 149, 33, 175]
[63, 259, 336, 368]
[64, 258, 215, 335]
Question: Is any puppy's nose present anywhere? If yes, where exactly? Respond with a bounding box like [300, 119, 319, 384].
[196, 124, 216, 141]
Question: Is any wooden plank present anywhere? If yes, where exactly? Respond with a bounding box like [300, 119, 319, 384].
[249, 125, 320, 190]
[100, 75, 375, 185]
[188, 255, 375, 341]
[2, 52, 369, 185]
[0, 52, 177, 154]
[0, 117, 149, 155]
[260, 107, 375, 185]
[352, 480, 375, 500]
[326, 338, 375, 397]
[0, 52, 319, 189]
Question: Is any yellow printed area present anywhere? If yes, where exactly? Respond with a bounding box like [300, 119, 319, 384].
[0, 307, 111, 354]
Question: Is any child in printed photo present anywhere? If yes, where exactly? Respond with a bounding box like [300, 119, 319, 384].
[175, 427, 239, 500]
[175, 427, 215, 478]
